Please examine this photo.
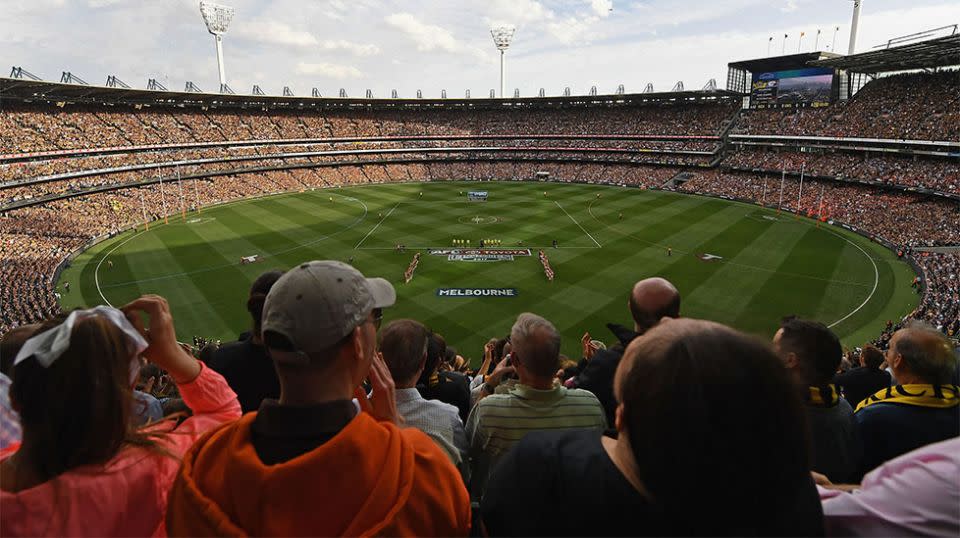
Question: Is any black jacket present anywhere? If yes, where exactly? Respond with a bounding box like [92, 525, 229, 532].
[834, 367, 891, 409]
[573, 323, 638, 427]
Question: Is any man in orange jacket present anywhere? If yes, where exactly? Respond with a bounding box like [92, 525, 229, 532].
[166, 260, 471, 536]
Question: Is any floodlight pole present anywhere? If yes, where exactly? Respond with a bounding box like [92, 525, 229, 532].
[200, 1, 235, 92]
[782, 34, 788, 55]
[814, 29, 821, 51]
[848, 0, 862, 54]
[491, 27, 515, 98]
[500, 49, 505, 98]
[214, 35, 226, 87]
[831, 26, 840, 52]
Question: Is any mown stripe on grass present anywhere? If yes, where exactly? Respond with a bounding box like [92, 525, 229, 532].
[732, 225, 847, 334]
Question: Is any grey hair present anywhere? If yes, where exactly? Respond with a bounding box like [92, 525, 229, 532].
[510, 312, 561, 378]
[895, 321, 956, 384]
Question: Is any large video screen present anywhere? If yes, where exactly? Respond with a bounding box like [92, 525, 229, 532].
[751, 67, 835, 109]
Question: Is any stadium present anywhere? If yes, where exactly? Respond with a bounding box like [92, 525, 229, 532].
[1, 1, 959, 536]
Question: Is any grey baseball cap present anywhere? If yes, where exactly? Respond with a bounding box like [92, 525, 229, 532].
[261, 260, 395, 357]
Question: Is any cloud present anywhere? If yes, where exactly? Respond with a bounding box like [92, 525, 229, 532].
[590, 0, 614, 17]
[547, 16, 600, 45]
[782, 0, 798, 13]
[232, 19, 318, 47]
[88, 0, 126, 8]
[295, 62, 362, 79]
[385, 12, 488, 60]
[320, 39, 381, 56]
[486, 0, 554, 27]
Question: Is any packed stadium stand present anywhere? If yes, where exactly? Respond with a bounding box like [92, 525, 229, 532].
[1, 53, 958, 344]
[3, 17, 960, 534]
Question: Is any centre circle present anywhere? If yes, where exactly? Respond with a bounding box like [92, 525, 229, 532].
[458, 215, 500, 224]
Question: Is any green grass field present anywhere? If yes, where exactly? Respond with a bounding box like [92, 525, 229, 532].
[59, 180, 920, 362]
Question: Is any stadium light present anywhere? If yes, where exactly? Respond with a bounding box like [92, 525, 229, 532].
[490, 26, 515, 98]
[831, 26, 840, 52]
[814, 29, 821, 51]
[199, 1, 235, 93]
[848, 0, 862, 54]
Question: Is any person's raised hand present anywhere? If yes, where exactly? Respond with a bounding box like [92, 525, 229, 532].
[486, 355, 516, 390]
[368, 352, 401, 425]
[122, 294, 201, 384]
[811, 471, 832, 487]
[581, 332, 597, 361]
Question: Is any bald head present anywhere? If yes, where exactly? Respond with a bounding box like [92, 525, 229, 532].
[629, 277, 681, 333]
[888, 324, 956, 385]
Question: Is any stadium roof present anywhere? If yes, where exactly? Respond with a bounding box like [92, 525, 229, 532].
[727, 52, 842, 74]
[809, 34, 960, 73]
[0, 78, 740, 110]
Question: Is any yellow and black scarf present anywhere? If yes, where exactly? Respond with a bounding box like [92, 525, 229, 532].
[807, 384, 841, 408]
[855, 384, 960, 412]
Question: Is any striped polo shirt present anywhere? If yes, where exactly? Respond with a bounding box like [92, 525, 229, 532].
[466, 382, 606, 497]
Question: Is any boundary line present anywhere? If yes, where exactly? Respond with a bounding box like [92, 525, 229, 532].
[95, 230, 148, 306]
[823, 228, 880, 329]
[583, 196, 880, 329]
[554, 200, 601, 248]
[355, 202, 399, 249]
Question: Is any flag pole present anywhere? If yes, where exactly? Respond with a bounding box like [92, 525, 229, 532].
[158, 166, 168, 225]
[796, 163, 805, 219]
[140, 187, 149, 231]
[816, 185, 825, 228]
[193, 176, 201, 214]
[777, 168, 785, 214]
[177, 164, 186, 221]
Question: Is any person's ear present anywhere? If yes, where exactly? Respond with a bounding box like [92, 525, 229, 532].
[889, 351, 902, 371]
[784, 352, 799, 370]
[351, 326, 365, 359]
[615, 403, 624, 432]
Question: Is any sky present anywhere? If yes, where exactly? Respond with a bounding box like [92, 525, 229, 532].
[3, 0, 958, 98]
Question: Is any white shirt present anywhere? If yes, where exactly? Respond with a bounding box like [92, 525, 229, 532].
[395, 388, 469, 477]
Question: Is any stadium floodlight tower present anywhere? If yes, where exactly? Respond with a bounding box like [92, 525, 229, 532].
[199, 1, 235, 93]
[490, 26, 515, 98]
[848, 0, 862, 54]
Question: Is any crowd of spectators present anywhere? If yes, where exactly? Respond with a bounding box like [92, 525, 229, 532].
[3, 262, 956, 535]
[724, 148, 960, 195]
[3, 149, 711, 205]
[0, 160, 678, 334]
[736, 71, 960, 141]
[679, 169, 960, 246]
[1, 100, 737, 154]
